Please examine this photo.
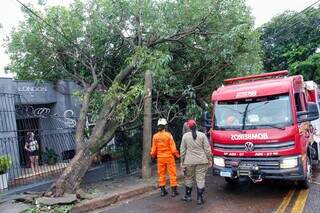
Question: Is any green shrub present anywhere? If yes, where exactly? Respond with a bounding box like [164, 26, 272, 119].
[0, 156, 12, 174]
[42, 148, 59, 165]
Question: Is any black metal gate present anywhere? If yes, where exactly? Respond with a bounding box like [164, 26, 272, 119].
[0, 93, 76, 191]
[0, 92, 142, 192]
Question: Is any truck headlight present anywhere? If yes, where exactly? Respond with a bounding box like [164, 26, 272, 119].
[280, 157, 298, 169]
[213, 157, 225, 167]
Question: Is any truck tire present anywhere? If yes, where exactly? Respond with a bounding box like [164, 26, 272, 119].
[225, 177, 239, 185]
[297, 157, 312, 189]
[310, 144, 319, 169]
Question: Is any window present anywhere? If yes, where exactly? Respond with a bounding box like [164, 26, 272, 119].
[214, 94, 292, 130]
[294, 93, 302, 112]
[302, 92, 307, 110]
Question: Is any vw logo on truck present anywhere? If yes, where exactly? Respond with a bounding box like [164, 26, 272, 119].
[244, 142, 254, 151]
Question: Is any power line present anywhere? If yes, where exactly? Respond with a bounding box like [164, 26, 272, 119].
[271, 16, 320, 45]
[268, 0, 320, 40]
[262, 0, 320, 71]
[15, 0, 92, 63]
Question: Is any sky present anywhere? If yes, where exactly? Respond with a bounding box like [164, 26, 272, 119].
[0, 0, 315, 78]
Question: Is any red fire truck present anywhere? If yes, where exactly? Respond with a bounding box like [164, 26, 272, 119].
[209, 70, 319, 188]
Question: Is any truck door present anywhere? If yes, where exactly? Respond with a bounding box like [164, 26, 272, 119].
[295, 91, 310, 154]
[310, 91, 320, 160]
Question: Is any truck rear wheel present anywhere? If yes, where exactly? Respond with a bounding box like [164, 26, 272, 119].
[297, 157, 312, 189]
[225, 177, 239, 185]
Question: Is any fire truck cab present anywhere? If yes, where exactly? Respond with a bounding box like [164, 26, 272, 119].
[209, 70, 319, 188]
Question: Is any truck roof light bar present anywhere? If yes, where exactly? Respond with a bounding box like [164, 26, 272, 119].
[224, 70, 289, 85]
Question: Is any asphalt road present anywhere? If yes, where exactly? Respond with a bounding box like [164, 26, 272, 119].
[99, 169, 320, 213]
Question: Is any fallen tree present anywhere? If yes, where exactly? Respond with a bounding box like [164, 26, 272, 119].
[7, 0, 262, 197]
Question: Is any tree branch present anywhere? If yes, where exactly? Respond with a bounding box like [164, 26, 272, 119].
[193, 63, 230, 90]
[147, 11, 212, 48]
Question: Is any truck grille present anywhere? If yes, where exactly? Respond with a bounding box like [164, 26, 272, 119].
[214, 141, 294, 152]
[225, 157, 280, 170]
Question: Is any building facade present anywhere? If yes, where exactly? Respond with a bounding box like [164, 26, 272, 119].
[0, 78, 80, 187]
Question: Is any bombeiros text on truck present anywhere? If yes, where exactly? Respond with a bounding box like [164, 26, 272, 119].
[203, 70, 320, 188]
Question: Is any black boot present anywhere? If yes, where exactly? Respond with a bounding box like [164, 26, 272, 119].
[181, 186, 192, 202]
[160, 186, 168, 197]
[171, 186, 179, 197]
[197, 187, 205, 205]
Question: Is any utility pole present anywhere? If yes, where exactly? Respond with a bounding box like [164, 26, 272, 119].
[142, 71, 152, 179]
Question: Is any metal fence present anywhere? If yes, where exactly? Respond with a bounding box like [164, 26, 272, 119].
[94, 131, 142, 179]
[102, 158, 141, 179]
[0, 92, 141, 192]
[0, 93, 77, 191]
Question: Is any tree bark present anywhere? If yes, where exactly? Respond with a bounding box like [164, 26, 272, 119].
[46, 95, 119, 197]
[75, 85, 97, 153]
[46, 66, 135, 197]
[46, 118, 118, 197]
[142, 71, 152, 179]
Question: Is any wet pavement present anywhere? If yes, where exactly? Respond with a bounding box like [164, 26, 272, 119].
[98, 169, 320, 213]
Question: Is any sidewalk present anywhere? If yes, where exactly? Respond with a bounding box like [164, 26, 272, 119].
[72, 168, 184, 213]
[0, 165, 184, 213]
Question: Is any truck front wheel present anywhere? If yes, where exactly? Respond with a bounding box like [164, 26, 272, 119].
[297, 157, 312, 189]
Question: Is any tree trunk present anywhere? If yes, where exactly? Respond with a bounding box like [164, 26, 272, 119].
[142, 71, 152, 179]
[46, 120, 118, 197]
[46, 97, 120, 197]
[46, 66, 135, 197]
[75, 89, 94, 153]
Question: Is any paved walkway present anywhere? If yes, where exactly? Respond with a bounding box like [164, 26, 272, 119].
[0, 164, 183, 213]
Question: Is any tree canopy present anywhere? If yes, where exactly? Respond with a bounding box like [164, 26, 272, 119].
[6, 0, 262, 196]
[7, 0, 262, 121]
[259, 6, 320, 82]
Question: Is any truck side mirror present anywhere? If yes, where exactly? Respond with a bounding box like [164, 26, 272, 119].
[307, 102, 320, 120]
[297, 102, 319, 123]
[202, 111, 212, 128]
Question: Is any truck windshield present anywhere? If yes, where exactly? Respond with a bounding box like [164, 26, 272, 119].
[214, 94, 292, 130]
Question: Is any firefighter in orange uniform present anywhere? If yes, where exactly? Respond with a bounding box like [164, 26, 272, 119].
[151, 118, 180, 197]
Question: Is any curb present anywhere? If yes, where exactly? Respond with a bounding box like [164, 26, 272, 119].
[71, 185, 156, 213]
[72, 174, 184, 213]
